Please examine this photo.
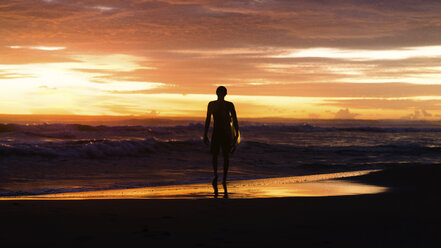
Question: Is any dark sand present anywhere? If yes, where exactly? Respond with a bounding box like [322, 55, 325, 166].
[1, 165, 441, 247]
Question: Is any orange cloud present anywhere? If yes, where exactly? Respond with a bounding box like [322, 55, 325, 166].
[334, 108, 359, 119]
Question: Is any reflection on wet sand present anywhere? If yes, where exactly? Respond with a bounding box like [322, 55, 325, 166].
[1, 170, 386, 200]
[213, 181, 229, 199]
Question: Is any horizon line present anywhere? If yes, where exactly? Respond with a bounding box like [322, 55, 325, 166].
[0, 113, 440, 122]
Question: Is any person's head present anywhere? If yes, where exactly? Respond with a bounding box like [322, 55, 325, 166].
[216, 86, 227, 98]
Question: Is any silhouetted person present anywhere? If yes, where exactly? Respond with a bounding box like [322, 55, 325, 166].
[204, 86, 239, 198]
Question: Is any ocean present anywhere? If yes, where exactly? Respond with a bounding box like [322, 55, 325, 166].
[1, 119, 441, 196]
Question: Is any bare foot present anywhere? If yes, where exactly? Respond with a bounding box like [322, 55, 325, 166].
[222, 181, 228, 199]
[212, 176, 218, 198]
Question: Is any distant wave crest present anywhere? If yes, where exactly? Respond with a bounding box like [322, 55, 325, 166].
[2, 122, 441, 139]
[0, 138, 205, 158]
[1, 137, 441, 158]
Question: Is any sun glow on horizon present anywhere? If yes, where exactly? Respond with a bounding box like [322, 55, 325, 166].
[0, 52, 168, 116]
[1, 44, 441, 119]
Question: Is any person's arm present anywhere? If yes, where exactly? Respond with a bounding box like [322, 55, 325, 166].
[230, 103, 239, 141]
[204, 102, 211, 144]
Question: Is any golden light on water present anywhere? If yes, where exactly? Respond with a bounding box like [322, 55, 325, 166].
[0, 171, 386, 200]
[0, 180, 386, 200]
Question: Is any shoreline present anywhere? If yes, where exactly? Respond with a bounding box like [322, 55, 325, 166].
[0, 169, 384, 200]
[1, 164, 440, 247]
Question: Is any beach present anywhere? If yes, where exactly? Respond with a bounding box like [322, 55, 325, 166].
[3, 0, 441, 246]
[1, 165, 440, 247]
[2, 121, 441, 247]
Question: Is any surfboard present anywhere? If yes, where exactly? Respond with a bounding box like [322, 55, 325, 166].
[230, 115, 240, 153]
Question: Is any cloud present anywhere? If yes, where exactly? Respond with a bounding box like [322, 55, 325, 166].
[30, 108, 74, 115]
[2, 0, 441, 51]
[93, 6, 116, 12]
[323, 99, 441, 111]
[274, 46, 441, 61]
[0, 72, 31, 79]
[39, 85, 57, 90]
[422, 109, 432, 117]
[0, 47, 78, 65]
[334, 108, 359, 119]
[8, 46, 66, 51]
[2, 1, 441, 78]
[147, 110, 159, 117]
[2, 0, 441, 117]
[308, 113, 320, 119]
[221, 83, 441, 98]
[95, 103, 147, 115]
[401, 109, 433, 120]
[30, 46, 66, 51]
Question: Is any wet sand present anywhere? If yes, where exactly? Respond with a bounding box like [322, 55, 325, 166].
[0, 170, 385, 200]
[1, 165, 441, 247]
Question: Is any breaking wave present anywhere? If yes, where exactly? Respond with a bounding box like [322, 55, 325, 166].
[2, 122, 441, 161]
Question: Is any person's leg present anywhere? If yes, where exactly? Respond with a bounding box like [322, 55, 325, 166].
[212, 153, 219, 183]
[222, 177, 228, 199]
[221, 140, 231, 185]
[211, 138, 220, 197]
[222, 152, 229, 185]
[223, 157, 229, 185]
[211, 134, 220, 181]
[212, 153, 219, 197]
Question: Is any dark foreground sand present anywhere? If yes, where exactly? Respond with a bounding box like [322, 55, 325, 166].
[1, 165, 441, 248]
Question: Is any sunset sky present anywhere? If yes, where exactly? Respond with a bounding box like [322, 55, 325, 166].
[1, 0, 441, 119]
